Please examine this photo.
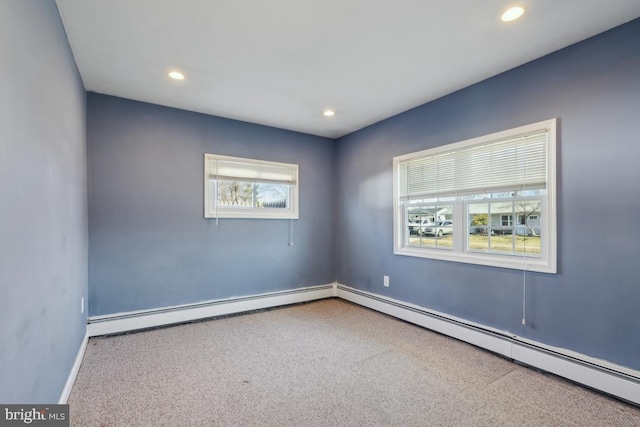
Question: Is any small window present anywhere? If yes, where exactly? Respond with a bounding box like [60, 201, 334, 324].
[204, 154, 298, 219]
[393, 119, 557, 273]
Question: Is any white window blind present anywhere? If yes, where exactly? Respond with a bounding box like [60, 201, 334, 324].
[399, 131, 548, 200]
[206, 158, 297, 185]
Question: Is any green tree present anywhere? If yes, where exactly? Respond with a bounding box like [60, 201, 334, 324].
[470, 214, 488, 226]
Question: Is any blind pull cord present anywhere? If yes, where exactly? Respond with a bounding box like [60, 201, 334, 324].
[288, 219, 294, 246]
[522, 268, 527, 325]
[215, 160, 219, 226]
[522, 151, 527, 326]
[521, 206, 527, 326]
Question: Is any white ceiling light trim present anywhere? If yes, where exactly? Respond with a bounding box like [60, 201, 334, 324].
[502, 6, 525, 22]
[168, 71, 185, 80]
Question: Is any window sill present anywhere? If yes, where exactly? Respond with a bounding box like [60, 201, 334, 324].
[395, 246, 556, 274]
[205, 210, 298, 220]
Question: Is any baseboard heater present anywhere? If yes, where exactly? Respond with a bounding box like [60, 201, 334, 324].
[336, 284, 640, 406]
[87, 284, 336, 337]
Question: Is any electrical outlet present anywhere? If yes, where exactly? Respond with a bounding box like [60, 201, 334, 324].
[383, 275, 390, 287]
[81, 297, 85, 314]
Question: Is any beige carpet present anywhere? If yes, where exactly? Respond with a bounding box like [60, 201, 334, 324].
[68, 299, 640, 426]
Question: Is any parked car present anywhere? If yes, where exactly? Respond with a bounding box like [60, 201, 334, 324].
[422, 220, 453, 237]
[408, 219, 434, 235]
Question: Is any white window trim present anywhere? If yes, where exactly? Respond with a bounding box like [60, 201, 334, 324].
[393, 119, 557, 273]
[204, 153, 299, 220]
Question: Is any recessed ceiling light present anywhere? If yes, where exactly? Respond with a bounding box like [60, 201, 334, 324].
[168, 71, 185, 80]
[323, 110, 335, 117]
[501, 6, 525, 22]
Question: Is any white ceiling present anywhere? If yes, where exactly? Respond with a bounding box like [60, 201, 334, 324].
[56, 1, 640, 139]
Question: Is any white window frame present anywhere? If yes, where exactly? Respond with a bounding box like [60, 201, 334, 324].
[204, 153, 299, 219]
[393, 119, 557, 273]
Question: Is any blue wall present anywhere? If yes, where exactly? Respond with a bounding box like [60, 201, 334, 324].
[0, 0, 88, 403]
[335, 19, 640, 370]
[87, 94, 335, 316]
[3, 2, 637, 403]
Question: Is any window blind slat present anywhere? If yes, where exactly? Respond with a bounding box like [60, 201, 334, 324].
[399, 131, 547, 199]
[207, 159, 297, 184]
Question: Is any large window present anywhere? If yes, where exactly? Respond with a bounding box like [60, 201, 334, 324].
[393, 119, 557, 273]
[204, 154, 298, 219]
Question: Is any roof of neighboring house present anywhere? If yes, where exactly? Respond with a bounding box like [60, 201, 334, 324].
[409, 201, 541, 216]
[468, 201, 541, 215]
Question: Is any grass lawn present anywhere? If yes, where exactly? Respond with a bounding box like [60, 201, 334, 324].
[409, 234, 540, 255]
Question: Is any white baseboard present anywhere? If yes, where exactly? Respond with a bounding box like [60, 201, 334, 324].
[336, 284, 640, 406]
[87, 284, 336, 337]
[59, 330, 88, 404]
